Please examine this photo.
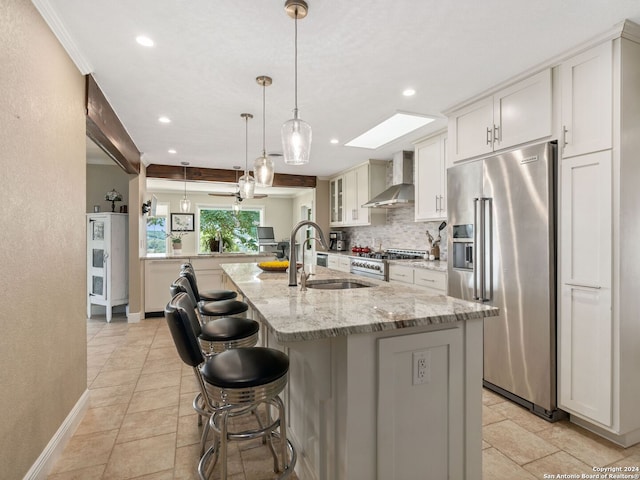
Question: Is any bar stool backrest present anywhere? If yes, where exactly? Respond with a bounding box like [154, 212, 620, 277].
[179, 269, 202, 302]
[170, 276, 199, 307]
[165, 292, 205, 368]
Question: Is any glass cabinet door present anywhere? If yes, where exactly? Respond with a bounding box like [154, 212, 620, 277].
[88, 217, 107, 300]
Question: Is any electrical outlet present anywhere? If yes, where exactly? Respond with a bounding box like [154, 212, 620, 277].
[412, 350, 430, 385]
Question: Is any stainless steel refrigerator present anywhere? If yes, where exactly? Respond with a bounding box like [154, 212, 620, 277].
[447, 141, 564, 420]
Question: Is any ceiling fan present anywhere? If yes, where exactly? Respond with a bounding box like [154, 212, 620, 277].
[208, 166, 268, 200]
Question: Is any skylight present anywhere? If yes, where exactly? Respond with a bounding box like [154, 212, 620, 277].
[345, 113, 434, 149]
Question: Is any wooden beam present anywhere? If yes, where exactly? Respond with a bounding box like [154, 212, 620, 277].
[86, 75, 141, 174]
[146, 164, 317, 188]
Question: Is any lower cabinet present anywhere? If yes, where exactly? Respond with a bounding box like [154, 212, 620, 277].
[389, 264, 447, 295]
[144, 259, 184, 313]
[327, 253, 350, 273]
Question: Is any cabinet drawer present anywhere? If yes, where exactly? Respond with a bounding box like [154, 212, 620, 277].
[414, 269, 446, 292]
[388, 265, 414, 284]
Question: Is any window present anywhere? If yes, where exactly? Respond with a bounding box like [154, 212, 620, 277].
[198, 206, 262, 253]
[146, 203, 169, 254]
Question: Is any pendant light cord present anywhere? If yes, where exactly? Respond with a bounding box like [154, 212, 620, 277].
[183, 166, 187, 199]
[262, 82, 266, 156]
[294, 7, 298, 115]
[245, 115, 249, 173]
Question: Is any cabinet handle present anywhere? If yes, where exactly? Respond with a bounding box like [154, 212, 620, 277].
[565, 282, 601, 290]
[486, 127, 493, 145]
[439, 195, 444, 212]
[562, 126, 569, 147]
[420, 278, 435, 282]
[435, 195, 439, 212]
[494, 125, 501, 144]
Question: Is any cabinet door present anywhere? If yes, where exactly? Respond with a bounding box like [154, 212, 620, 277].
[388, 265, 414, 284]
[88, 216, 108, 301]
[559, 151, 612, 426]
[330, 176, 344, 226]
[560, 42, 613, 158]
[448, 96, 494, 163]
[414, 269, 446, 294]
[415, 135, 447, 221]
[343, 169, 358, 225]
[495, 69, 552, 150]
[145, 260, 184, 312]
[354, 164, 371, 225]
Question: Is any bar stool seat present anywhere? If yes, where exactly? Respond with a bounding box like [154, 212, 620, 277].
[201, 348, 289, 389]
[199, 317, 259, 354]
[198, 299, 249, 317]
[180, 266, 237, 302]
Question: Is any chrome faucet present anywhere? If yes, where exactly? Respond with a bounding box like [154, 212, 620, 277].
[289, 220, 328, 287]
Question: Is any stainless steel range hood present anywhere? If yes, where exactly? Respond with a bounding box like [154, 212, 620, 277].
[362, 151, 414, 208]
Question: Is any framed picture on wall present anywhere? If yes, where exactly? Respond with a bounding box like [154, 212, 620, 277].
[171, 213, 195, 232]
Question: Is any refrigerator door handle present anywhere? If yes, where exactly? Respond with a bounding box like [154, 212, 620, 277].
[485, 198, 493, 302]
[473, 198, 480, 300]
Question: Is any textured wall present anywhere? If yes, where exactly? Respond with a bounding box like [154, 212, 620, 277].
[0, 1, 87, 477]
[86, 163, 130, 213]
[343, 208, 448, 259]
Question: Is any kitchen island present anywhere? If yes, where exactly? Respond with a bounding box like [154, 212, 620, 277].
[221, 263, 498, 480]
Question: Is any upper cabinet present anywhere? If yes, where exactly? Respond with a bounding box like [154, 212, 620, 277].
[414, 131, 448, 221]
[448, 69, 553, 163]
[560, 42, 613, 158]
[329, 160, 386, 227]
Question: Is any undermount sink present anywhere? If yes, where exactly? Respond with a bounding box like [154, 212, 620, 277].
[305, 279, 372, 290]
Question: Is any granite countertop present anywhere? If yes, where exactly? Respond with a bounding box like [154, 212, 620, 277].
[141, 252, 275, 260]
[221, 263, 497, 343]
[388, 259, 448, 272]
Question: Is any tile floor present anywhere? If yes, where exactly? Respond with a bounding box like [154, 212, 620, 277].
[48, 315, 640, 479]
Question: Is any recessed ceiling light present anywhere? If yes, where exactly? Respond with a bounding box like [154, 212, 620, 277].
[136, 35, 154, 47]
[158, 116, 171, 124]
[330, 139, 339, 144]
[345, 113, 435, 149]
[403, 88, 416, 97]
[168, 149, 177, 154]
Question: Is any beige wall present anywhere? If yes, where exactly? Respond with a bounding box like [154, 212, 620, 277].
[0, 0, 87, 478]
[86, 163, 130, 213]
[146, 190, 296, 256]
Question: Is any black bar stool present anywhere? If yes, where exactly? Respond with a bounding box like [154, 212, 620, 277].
[166, 292, 260, 456]
[165, 293, 296, 479]
[180, 263, 238, 302]
[170, 276, 249, 321]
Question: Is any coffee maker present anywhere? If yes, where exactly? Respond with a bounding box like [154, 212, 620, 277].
[329, 231, 347, 251]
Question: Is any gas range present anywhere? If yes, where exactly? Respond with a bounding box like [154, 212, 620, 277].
[350, 249, 427, 281]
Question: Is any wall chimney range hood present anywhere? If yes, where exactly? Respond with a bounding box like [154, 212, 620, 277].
[362, 151, 414, 208]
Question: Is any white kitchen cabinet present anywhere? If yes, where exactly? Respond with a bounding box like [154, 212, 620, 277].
[448, 69, 552, 162]
[329, 176, 344, 226]
[388, 264, 414, 284]
[557, 29, 640, 446]
[389, 264, 447, 295]
[414, 131, 448, 221]
[327, 253, 350, 273]
[559, 150, 612, 426]
[414, 268, 447, 295]
[330, 160, 386, 227]
[87, 213, 128, 322]
[560, 41, 613, 159]
[144, 259, 184, 313]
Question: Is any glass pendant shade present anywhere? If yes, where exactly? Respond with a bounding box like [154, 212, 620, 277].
[254, 154, 275, 187]
[238, 173, 255, 199]
[282, 113, 312, 165]
[179, 197, 191, 213]
[232, 199, 241, 213]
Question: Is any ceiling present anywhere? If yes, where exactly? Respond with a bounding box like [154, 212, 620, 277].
[40, 0, 640, 180]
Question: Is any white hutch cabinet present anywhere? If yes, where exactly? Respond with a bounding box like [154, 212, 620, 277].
[87, 213, 128, 322]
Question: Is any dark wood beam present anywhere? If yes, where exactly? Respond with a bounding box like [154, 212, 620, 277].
[86, 75, 141, 174]
[146, 164, 317, 188]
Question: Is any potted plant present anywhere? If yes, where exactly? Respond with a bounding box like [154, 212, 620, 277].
[167, 230, 188, 254]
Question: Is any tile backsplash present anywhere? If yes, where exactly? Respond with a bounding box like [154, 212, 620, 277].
[342, 207, 448, 260]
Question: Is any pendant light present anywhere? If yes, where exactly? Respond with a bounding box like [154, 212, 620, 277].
[238, 113, 256, 199]
[281, 0, 312, 165]
[232, 166, 242, 212]
[254, 75, 275, 187]
[179, 161, 191, 212]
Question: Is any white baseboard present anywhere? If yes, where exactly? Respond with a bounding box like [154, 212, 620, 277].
[127, 311, 142, 323]
[571, 415, 640, 448]
[23, 390, 90, 480]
